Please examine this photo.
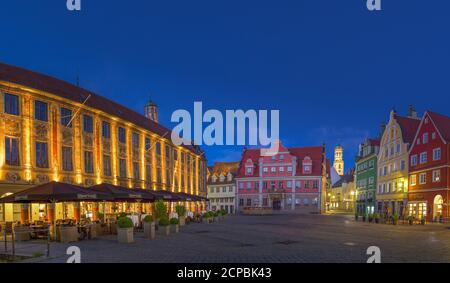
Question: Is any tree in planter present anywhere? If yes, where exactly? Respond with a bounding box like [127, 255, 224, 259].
[143, 215, 155, 239]
[368, 214, 374, 223]
[154, 200, 168, 220]
[170, 218, 180, 233]
[159, 216, 171, 236]
[175, 205, 187, 226]
[373, 213, 380, 224]
[117, 217, 134, 243]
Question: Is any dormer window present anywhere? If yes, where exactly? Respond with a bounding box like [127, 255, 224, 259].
[246, 167, 252, 175]
[219, 174, 225, 182]
[280, 155, 285, 161]
[227, 173, 233, 181]
[211, 175, 217, 183]
[302, 156, 313, 174]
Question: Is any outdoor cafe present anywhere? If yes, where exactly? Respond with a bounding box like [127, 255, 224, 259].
[0, 181, 207, 243]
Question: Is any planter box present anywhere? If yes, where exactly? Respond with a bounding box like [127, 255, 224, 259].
[143, 222, 156, 239]
[14, 227, 32, 242]
[59, 226, 79, 243]
[109, 222, 118, 235]
[158, 226, 170, 236]
[179, 217, 186, 227]
[117, 227, 134, 243]
[171, 224, 179, 233]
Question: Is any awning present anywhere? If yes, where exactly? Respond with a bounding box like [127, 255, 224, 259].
[90, 183, 155, 202]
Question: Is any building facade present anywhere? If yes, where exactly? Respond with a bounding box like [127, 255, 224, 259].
[235, 141, 328, 213]
[355, 138, 380, 216]
[207, 162, 239, 214]
[329, 170, 355, 212]
[408, 111, 450, 222]
[376, 109, 420, 217]
[0, 62, 207, 222]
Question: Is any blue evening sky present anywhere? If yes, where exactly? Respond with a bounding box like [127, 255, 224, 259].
[1, 0, 449, 169]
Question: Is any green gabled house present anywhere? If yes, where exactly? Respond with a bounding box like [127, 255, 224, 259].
[355, 138, 380, 216]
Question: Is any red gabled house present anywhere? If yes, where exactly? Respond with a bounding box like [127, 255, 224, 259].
[408, 111, 450, 222]
[235, 141, 329, 213]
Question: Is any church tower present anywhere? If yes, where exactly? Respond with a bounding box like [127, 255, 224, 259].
[333, 145, 344, 176]
[144, 99, 158, 123]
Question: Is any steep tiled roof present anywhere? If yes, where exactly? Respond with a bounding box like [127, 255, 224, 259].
[396, 115, 421, 144]
[0, 62, 203, 155]
[428, 111, 450, 142]
[236, 145, 325, 178]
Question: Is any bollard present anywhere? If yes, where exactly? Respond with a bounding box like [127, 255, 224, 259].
[4, 228, 7, 252]
[11, 228, 15, 256]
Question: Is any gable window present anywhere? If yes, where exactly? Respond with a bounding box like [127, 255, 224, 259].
[35, 142, 49, 168]
[423, 133, 429, 144]
[118, 127, 126, 143]
[34, 100, 48, 122]
[62, 146, 73, 171]
[433, 148, 441, 161]
[432, 132, 436, 140]
[420, 152, 427, 164]
[432, 170, 440, 183]
[61, 107, 72, 127]
[246, 167, 253, 175]
[102, 121, 111, 139]
[303, 165, 311, 174]
[419, 173, 427, 185]
[4, 94, 19, 115]
[5, 137, 20, 166]
[83, 115, 93, 133]
[396, 143, 401, 153]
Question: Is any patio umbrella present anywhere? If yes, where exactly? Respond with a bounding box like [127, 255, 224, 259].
[0, 181, 112, 203]
[151, 190, 184, 202]
[89, 183, 155, 202]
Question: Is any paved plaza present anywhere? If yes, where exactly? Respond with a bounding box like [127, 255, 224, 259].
[14, 214, 450, 263]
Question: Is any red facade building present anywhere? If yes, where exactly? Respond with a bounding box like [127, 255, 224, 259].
[408, 111, 450, 222]
[235, 141, 328, 213]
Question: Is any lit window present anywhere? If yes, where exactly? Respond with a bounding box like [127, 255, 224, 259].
[133, 162, 140, 180]
[103, 155, 111, 176]
[432, 170, 440, 183]
[119, 158, 127, 178]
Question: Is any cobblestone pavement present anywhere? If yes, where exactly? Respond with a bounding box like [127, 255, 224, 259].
[18, 214, 450, 263]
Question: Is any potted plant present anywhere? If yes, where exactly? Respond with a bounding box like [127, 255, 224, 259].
[420, 217, 426, 225]
[368, 214, 374, 223]
[392, 214, 399, 225]
[170, 218, 179, 233]
[203, 212, 211, 224]
[175, 205, 187, 227]
[154, 199, 168, 230]
[407, 215, 414, 225]
[117, 216, 134, 243]
[143, 215, 155, 239]
[158, 216, 170, 236]
[373, 213, 380, 224]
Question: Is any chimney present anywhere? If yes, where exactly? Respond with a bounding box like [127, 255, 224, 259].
[144, 99, 158, 123]
[408, 105, 418, 118]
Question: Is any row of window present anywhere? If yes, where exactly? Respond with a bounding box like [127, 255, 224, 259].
[416, 131, 437, 145]
[209, 197, 234, 203]
[239, 180, 319, 190]
[410, 170, 441, 186]
[383, 143, 402, 159]
[209, 186, 234, 193]
[356, 177, 375, 189]
[410, 148, 441, 166]
[379, 160, 406, 177]
[377, 181, 406, 194]
[357, 159, 375, 172]
[261, 165, 294, 174]
[239, 197, 318, 207]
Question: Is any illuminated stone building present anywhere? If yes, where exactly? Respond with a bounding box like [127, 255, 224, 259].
[207, 162, 239, 214]
[0, 62, 207, 222]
